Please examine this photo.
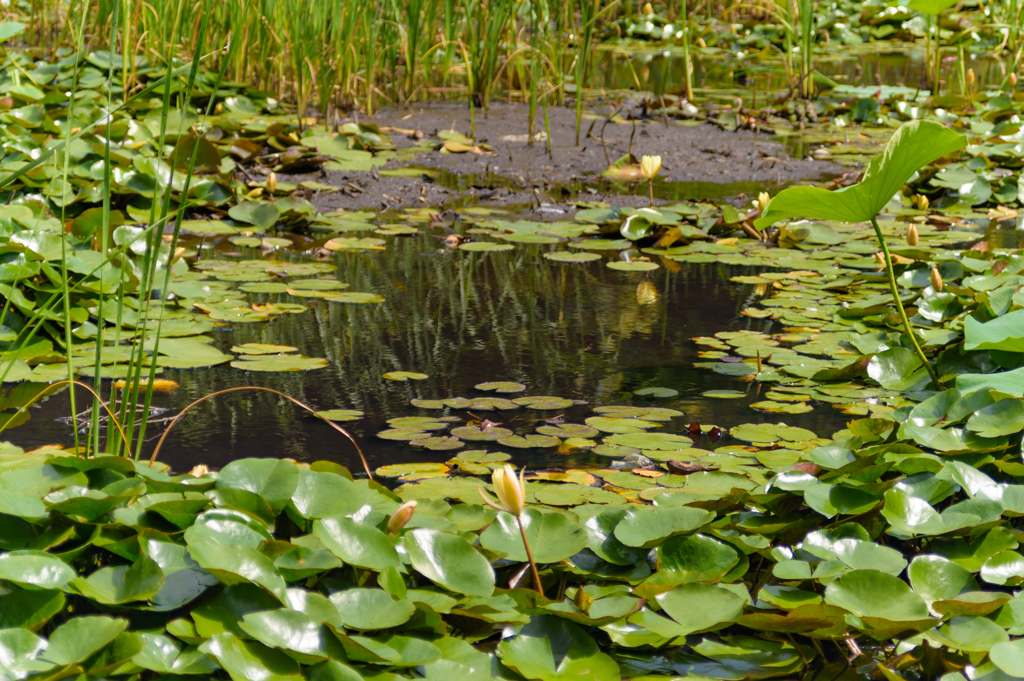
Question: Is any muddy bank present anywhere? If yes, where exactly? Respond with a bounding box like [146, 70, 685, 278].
[284, 101, 844, 214]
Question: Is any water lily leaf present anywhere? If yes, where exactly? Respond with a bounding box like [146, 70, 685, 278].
[513, 396, 574, 410]
[324, 292, 385, 303]
[0, 588, 65, 628]
[825, 569, 930, 621]
[450, 425, 512, 441]
[459, 242, 514, 252]
[536, 423, 600, 439]
[756, 121, 967, 227]
[383, 371, 428, 381]
[218, 458, 298, 515]
[42, 616, 128, 665]
[330, 588, 416, 630]
[497, 616, 620, 681]
[730, 423, 816, 444]
[312, 516, 401, 571]
[615, 506, 714, 548]
[907, 0, 959, 14]
[481, 508, 587, 563]
[229, 201, 281, 231]
[965, 399, 1024, 438]
[475, 381, 526, 393]
[655, 583, 745, 634]
[0, 550, 75, 589]
[585, 417, 660, 434]
[607, 260, 658, 271]
[990, 639, 1024, 677]
[237, 609, 327, 661]
[231, 356, 329, 372]
[186, 541, 286, 597]
[965, 309, 1024, 352]
[404, 528, 496, 597]
[325, 237, 386, 251]
[634, 387, 679, 398]
[314, 409, 363, 422]
[544, 251, 601, 263]
[496, 434, 560, 448]
[199, 632, 302, 681]
[658, 533, 740, 580]
[929, 615, 1008, 652]
[69, 555, 165, 604]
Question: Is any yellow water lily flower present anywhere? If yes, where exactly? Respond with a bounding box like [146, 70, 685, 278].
[640, 155, 662, 180]
[480, 464, 526, 516]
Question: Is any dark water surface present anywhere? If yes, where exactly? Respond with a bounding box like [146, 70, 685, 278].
[7, 235, 853, 474]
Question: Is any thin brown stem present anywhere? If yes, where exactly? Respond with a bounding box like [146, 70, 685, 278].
[147, 386, 372, 478]
[517, 515, 544, 596]
[0, 380, 129, 448]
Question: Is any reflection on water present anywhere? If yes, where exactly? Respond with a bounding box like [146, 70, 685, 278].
[6, 235, 851, 473]
[591, 44, 1013, 100]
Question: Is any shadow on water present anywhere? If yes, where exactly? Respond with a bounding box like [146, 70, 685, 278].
[7, 234, 853, 474]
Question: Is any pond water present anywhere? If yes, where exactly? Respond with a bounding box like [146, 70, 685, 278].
[8, 233, 854, 474]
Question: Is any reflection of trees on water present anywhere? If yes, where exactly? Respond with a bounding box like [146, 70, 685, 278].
[8, 235, 850, 470]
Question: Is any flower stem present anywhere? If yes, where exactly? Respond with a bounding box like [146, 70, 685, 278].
[517, 515, 544, 596]
[648, 179, 654, 207]
[869, 216, 939, 389]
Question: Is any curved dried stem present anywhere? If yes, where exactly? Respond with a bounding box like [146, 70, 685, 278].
[0, 380, 129, 448]
[147, 386, 372, 479]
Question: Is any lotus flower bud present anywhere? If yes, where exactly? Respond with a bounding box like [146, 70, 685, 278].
[642, 2, 653, 14]
[906, 224, 919, 246]
[967, 69, 976, 87]
[480, 465, 526, 516]
[640, 155, 662, 180]
[266, 172, 277, 195]
[171, 246, 187, 264]
[1012, 73, 1019, 88]
[387, 500, 417, 535]
[930, 266, 943, 292]
[189, 464, 209, 478]
[915, 194, 929, 210]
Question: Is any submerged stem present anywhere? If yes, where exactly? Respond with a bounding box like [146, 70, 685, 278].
[869, 216, 939, 389]
[517, 515, 544, 596]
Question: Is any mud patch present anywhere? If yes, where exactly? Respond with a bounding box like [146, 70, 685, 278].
[279, 101, 843, 215]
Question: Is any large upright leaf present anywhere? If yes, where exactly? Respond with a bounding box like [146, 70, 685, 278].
[907, 0, 958, 15]
[41, 616, 128, 665]
[404, 528, 495, 597]
[755, 121, 967, 227]
[217, 458, 299, 515]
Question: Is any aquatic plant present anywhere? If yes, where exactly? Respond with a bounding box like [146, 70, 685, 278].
[481, 464, 544, 595]
[755, 119, 968, 388]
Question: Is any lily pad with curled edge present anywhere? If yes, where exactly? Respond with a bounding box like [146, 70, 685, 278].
[603, 432, 695, 450]
[230, 355, 329, 372]
[458, 398, 520, 410]
[229, 237, 262, 248]
[374, 225, 419, 236]
[288, 279, 347, 290]
[383, 372, 428, 381]
[409, 436, 465, 452]
[593, 406, 683, 421]
[513, 396, 574, 410]
[731, 423, 817, 444]
[324, 292, 385, 304]
[751, 401, 814, 414]
[475, 381, 526, 393]
[497, 434, 560, 449]
[231, 343, 298, 355]
[377, 429, 431, 441]
[532, 484, 627, 506]
[324, 237, 385, 251]
[410, 399, 446, 409]
[314, 409, 363, 422]
[239, 282, 289, 294]
[570, 238, 631, 251]
[375, 463, 450, 479]
[544, 251, 601, 263]
[585, 417, 661, 434]
[634, 387, 679, 398]
[703, 390, 746, 399]
[607, 260, 658, 272]
[387, 417, 449, 431]
[459, 242, 514, 252]
[449, 426, 513, 442]
[536, 423, 600, 439]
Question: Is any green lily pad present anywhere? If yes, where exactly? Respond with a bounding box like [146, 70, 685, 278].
[383, 371, 429, 381]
